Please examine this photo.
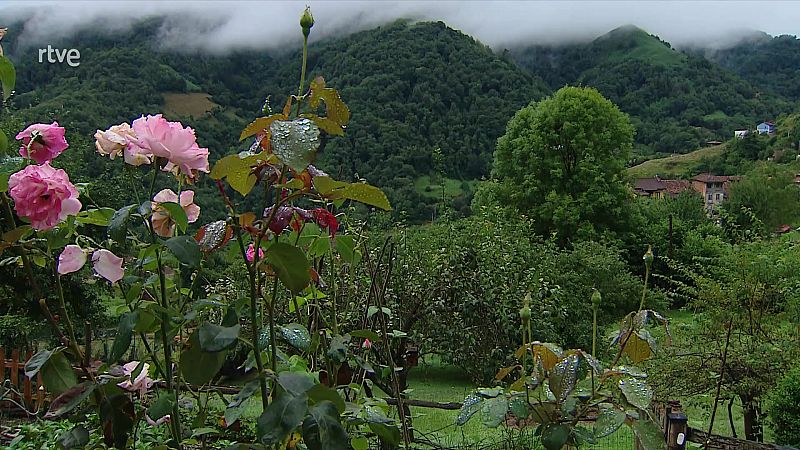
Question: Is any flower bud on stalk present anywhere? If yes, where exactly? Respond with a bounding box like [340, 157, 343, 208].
[591, 288, 602, 310]
[519, 293, 532, 324]
[643, 245, 654, 271]
[300, 7, 314, 37]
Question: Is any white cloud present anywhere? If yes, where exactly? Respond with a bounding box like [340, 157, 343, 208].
[1, 1, 798, 52]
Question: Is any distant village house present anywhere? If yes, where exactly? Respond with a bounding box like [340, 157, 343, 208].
[734, 129, 750, 139]
[635, 173, 740, 213]
[757, 121, 776, 135]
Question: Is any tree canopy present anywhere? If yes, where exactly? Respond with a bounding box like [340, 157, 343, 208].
[489, 86, 634, 245]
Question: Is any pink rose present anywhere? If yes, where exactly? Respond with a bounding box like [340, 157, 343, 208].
[362, 338, 372, 349]
[58, 245, 87, 275]
[16, 122, 69, 164]
[94, 123, 136, 160]
[117, 361, 154, 396]
[150, 189, 200, 238]
[7, 163, 82, 231]
[130, 115, 209, 179]
[92, 249, 124, 283]
[246, 243, 264, 262]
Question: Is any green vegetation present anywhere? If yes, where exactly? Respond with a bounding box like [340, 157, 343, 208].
[627, 144, 726, 178]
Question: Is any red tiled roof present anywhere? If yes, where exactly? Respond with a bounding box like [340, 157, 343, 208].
[662, 179, 691, 195]
[635, 178, 666, 192]
[692, 173, 740, 183]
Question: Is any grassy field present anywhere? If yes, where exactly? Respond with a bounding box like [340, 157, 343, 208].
[627, 144, 726, 178]
[413, 175, 476, 201]
[162, 92, 218, 118]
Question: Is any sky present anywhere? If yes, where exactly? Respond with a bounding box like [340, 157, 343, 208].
[2, 1, 799, 53]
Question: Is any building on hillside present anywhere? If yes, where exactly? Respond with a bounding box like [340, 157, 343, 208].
[734, 130, 750, 139]
[757, 121, 776, 135]
[691, 173, 740, 213]
[634, 177, 692, 199]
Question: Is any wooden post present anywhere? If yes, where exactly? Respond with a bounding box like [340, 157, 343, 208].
[666, 401, 688, 450]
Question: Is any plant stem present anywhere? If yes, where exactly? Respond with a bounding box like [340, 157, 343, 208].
[53, 263, 80, 356]
[295, 34, 309, 117]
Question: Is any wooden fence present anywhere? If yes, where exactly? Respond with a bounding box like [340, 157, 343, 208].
[0, 348, 46, 416]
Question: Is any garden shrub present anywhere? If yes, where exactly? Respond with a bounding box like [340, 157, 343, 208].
[387, 209, 659, 383]
[767, 365, 800, 446]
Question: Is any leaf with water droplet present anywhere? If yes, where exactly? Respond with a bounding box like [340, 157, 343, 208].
[270, 119, 320, 172]
[279, 323, 311, 352]
[618, 377, 652, 410]
[633, 419, 667, 450]
[239, 113, 287, 141]
[550, 354, 580, 403]
[594, 403, 625, 438]
[481, 396, 508, 428]
[456, 393, 483, 426]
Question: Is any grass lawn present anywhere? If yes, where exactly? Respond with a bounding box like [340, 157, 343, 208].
[413, 175, 476, 201]
[627, 144, 726, 178]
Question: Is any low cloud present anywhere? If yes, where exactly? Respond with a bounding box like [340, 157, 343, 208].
[1, 1, 798, 53]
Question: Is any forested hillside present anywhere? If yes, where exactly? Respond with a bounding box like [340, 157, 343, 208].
[2, 19, 548, 220]
[693, 33, 800, 102]
[511, 26, 791, 160]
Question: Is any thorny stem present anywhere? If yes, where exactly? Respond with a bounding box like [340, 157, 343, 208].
[146, 163, 182, 442]
[296, 34, 309, 117]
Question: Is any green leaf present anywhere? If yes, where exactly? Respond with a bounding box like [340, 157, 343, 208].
[239, 113, 287, 141]
[257, 392, 308, 445]
[41, 351, 78, 396]
[624, 330, 655, 363]
[334, 235, 360, 264]
[350, 436, 369, 450]
[108, 312, 137, 364]
[307, 384, 346, 414]
[301, 114, 344, 137]
[211, 153, 264, 196]
[324, 182, 392, 211]
[24, 349, 53, 378]
[108, 205, 136, 243]
[0, 56, 16, 102]
[633, 419, 668, 450]
[541, 424, 571, 450]
[269, 119, 320, 172]
[180, 331, 227, 385]
[326, 334, 349, 365]
[198, 322, 241, 352]
[76, 208, 116, 227]
[45, 382, 96, 420]
[225, 380, 261, 426]
[99, 394, 135, 449]
[550, 354, 580, 403]
[368, 422, 401, 446]
[165, 235, 202, 268]
[481, 396, 509, 428]
[508, 397, 528, 420]
[618, 377, 653, 410]
[58, 425, 89, 450]
[279, 323, 311, 351]
[302, 401, 349, 450]
[278, 371, 315, 396]
[308, 78, 350, 127]
[158, 202, 189, 234]
[349, 329, 381, 342]
[148, 392, 176, 421]
[266, 243, 311, 295]
[594, 403, 625, 438]
[0, 130, 8, 156]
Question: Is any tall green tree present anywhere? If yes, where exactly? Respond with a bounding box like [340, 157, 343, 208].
[724, 162, 800, 233]
[489, 86, 635, 245]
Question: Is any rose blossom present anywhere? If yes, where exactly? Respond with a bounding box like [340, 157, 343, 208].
[94, 123, 136, 160]
[246, 243, 264, 262]
[57, 245, 87, 275]
[117, 361, 154, 396]
[129, 114, 209, 179]
[92, 249, 124, 283]
[150, 189, 200, 238]
[16, 122, 69, 164]
[7, 163, 82, 231]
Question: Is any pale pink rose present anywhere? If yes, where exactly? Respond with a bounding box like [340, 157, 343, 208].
[150, 189, 200, 238]
[145, 414, 171, 426]
[362, 338, 372, 349]
[16, 122, 69, 164]
[246, 243, 264, 262]
[117, 361, 154, 396]
[92, 249, 124, 283]
[57, 245, 87, 275]
[129, 115, 209, 179]
[7, 163, 82, 231]
[94, 123, 136, 160]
